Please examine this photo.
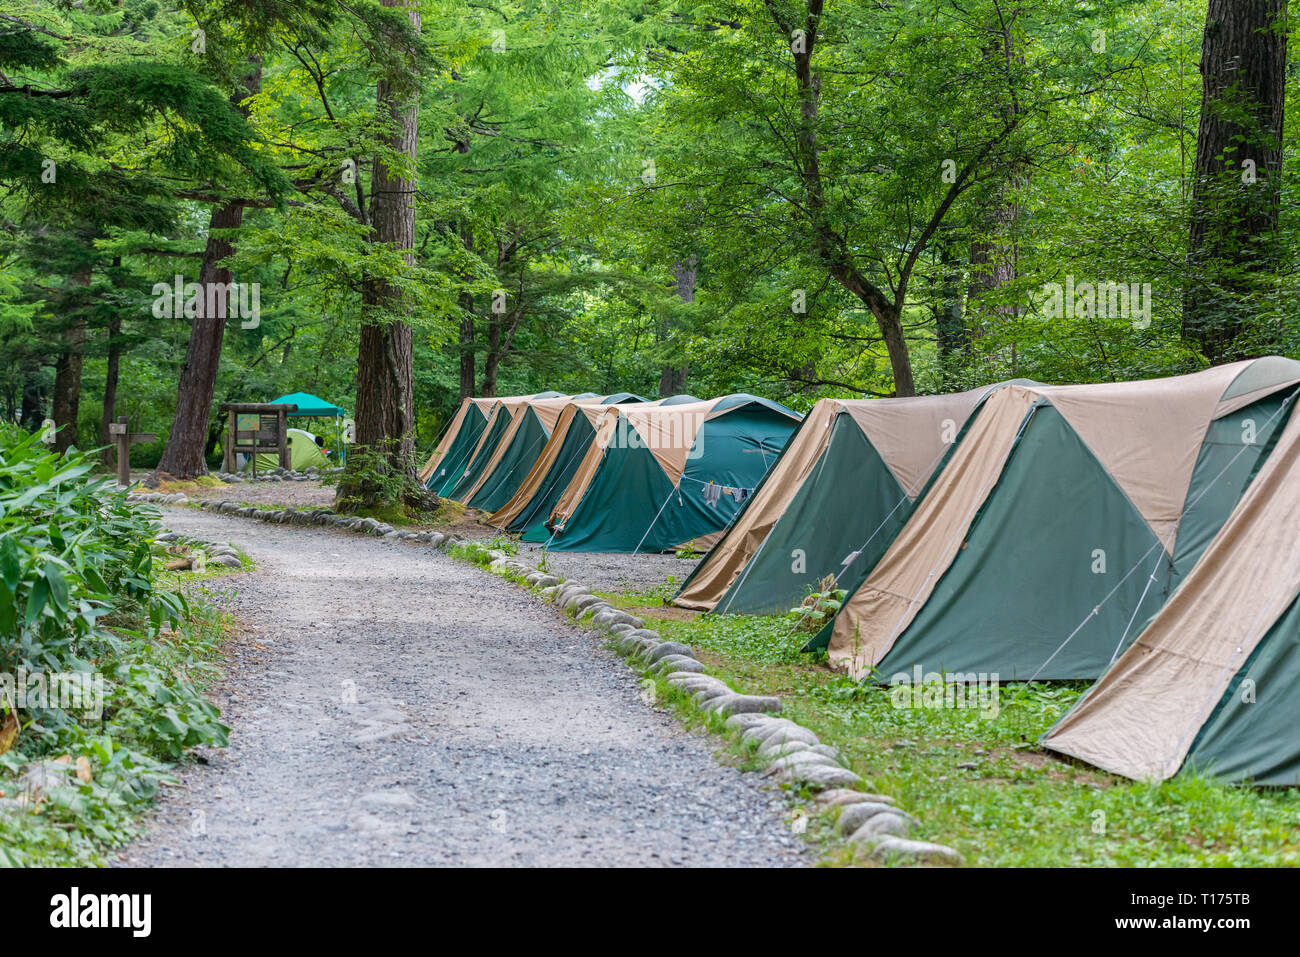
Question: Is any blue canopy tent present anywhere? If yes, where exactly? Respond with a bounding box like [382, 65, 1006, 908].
[268, 392, 347, 465]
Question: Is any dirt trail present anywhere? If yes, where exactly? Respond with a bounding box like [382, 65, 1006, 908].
[119, 510, 806, 867]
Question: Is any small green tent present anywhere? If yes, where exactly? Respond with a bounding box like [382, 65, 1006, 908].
[268, 392, 345, 417]
[254, 427, 331, 471]
[265, 392, 346, 465]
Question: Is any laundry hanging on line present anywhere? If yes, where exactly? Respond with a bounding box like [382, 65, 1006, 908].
[701, 480, 751, 507]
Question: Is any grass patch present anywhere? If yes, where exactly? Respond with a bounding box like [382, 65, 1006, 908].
[353, 503, 411, 526]
[598, 588, 1300, 867]
[153, 475, 226, 495]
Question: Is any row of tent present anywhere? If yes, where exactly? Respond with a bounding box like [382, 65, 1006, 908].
[416, 358, 1300, 785]
[418, 391, 803, 552]
[671, 357, 1300, 786]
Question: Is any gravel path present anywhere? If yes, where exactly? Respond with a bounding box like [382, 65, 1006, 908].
[189, 477, 697, 594]
[188, 480, 335, 509]
[513, 543, 693, 595]
[119, 509, 806, 867]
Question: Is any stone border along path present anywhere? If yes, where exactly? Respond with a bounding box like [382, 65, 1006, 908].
[130, 491, 965, 866]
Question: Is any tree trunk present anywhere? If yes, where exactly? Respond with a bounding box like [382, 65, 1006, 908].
[153, 200, 245, 478]
[51, 322, 85, 456]
[1183, 0, 1288, 360]
[51, 266, 91, 456]
[968, 198, 1019, 333]
[659, 256, 694, 396]
[458, 298, 476, 401]
[968, 12, 1023, 339]
[153, 62, 262, 479]
[345, 0, 421, 508]
[99, 313, 121, 467]
[20, 360, 46, 433]
[458, 224, 476, 400]
[937, 239, 967, 358]
[481, 310, 501, 397]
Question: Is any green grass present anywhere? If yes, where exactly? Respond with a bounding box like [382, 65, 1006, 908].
[596, 588, 1300, 867]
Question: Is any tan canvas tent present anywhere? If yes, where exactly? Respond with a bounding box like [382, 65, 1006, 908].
[818, 358, 1300, 682]
[420, 392, 565, 496]
[1043, 397, 1300, 784]
[456, 393, 645, 511]
[521, 394, 802, 551]
[673, 383, 1022, 615]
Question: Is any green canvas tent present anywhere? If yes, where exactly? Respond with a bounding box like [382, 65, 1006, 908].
[488, 395, 691, 536]
[420, 392, 563, 498]
[254, 427, 331, 471]
[523, 394, 802, 552]
[445, 392, 567, 501]
[673, 382, 1027, 615]
[460, 393, 646, 513]
[816, 358, 1300, 682]
[420, 397, 492, 495]
[1044, 397, 1300, 784]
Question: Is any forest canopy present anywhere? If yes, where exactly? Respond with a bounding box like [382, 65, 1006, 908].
[1, 0, 1295, 492]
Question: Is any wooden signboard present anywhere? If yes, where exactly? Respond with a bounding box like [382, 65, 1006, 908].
[218, 402, 297, 476]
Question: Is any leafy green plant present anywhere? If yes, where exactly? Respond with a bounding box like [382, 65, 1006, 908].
[674, 539, 703, 559]
[0, 425, 230, 863]
[486, 534, 519, 557]
[788, 574, 847, 633]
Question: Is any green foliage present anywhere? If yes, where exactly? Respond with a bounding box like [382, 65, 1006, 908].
[788, 574, 847, 633]
[0, 425, 229, 864]
[673, 539, 703, 560]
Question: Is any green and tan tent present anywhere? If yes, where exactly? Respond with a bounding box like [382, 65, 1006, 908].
[419, 396, 502, 495]
[487, 394, 668, 535]
[1043, 398, 1300, 785]
[522, 394, 802, 552]
[435, 392, 566, 500]
[673, 383, 1024, 615]
[458, 392, 645, 512]
[817, 358, 1300, 682]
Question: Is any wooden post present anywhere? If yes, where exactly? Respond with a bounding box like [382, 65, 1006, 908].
[109, 415, 157, 486]
[278, 406, 291, 470]
[222, 408, 236, 473]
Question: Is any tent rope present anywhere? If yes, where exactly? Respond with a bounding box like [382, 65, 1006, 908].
[633, 477, 684, 555]
[1108, 551, 1170, 666]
